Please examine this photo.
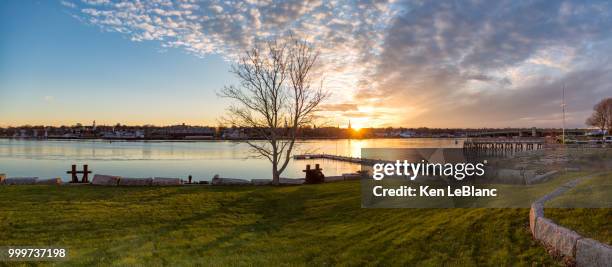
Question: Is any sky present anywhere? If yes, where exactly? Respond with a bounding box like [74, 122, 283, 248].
[1, 0, 611, 128]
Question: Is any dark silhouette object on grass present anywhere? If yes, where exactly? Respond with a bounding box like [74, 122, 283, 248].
[303, 164, 325, 184]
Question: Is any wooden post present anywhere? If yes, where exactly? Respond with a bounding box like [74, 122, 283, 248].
[68, 165, 78, 183]
[66, 164, 92, 183]
[81, 165, 92, 183]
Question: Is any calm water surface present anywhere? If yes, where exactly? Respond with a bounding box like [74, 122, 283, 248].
[0, 138, 462, 181]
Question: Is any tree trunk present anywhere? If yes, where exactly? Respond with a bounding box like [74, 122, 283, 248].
[272, 162, 280, 185]
[272, 172, 280, 185]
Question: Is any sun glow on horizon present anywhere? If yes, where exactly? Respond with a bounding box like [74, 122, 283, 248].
[348, 117, 370, 131]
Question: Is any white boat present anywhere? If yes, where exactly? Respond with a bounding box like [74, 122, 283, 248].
[399, 131, 415, 138]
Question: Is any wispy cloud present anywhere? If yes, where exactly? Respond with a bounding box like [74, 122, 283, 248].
[63, 0, 612, 127]
[60, 1, 76, 8]
[360, 0, 612, 127]
[320, 103, 359, 112]
[64, 0, 399, 110]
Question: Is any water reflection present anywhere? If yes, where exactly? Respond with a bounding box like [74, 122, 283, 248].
[0, 138, 462, 181]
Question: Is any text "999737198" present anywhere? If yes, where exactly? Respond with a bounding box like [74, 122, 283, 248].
[0, 247, 68, 261]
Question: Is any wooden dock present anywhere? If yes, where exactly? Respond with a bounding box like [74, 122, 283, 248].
[293, 154, 389, 165]
[295, 139, 546, 164]
[463, 138, 544, 151]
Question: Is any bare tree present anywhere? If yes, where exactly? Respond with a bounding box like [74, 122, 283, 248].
[219, 37, 329, 185]
[585, 97, 612, 133]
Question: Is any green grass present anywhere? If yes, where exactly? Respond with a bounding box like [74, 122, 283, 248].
[365, 171, 591, 208]
[0, 182, 561, 266]
[545, 172, 612, 245]
[464, 171, 591, 208]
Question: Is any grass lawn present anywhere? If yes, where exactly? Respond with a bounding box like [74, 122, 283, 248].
[0, 181, 565, 266]
[545, 172, 612, 245]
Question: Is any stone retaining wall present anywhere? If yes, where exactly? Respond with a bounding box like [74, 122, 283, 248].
[3, 177, 38, 185]
[0, 172, 364, 187]
[91, 174, 120, 186]
[324, 176, 344, 182]
[119, 177, 153, 186]
[209, 173, 364, 186]
[36, 178, 62, 185]
[526, 170, 559, 185]
[152, 177, 182, 186]
[0, 177, 63, 185]
[211, 177, 307, 185]
[576, 238, 612, 266]
[211, 177, 250, 185]
[529, 173, 611, 266]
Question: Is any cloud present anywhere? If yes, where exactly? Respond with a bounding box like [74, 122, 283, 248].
[359, 0, 612, 127]
[418, 62, 612, 127]
[60, 1, 76, 8]
[320, 103, 359, 112]
[63, 0, 612, 127]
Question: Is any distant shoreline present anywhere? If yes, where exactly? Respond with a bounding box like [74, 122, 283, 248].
[0, 136, 463, 142]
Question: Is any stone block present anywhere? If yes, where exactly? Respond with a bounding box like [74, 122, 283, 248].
[325, 176, 344, 182]
[119, 177, 153, 186]
[342, 173, 361, 180]
[91, 174, 120, 186]
[563, 178, 584, 188]
[576, 238, 612, 267]
[536, 186, 570, 204]
[211, 177, 250, 185]
[535, 217, 582, 257]
[36, 178, 62, 185]
[279, 178, 304, 185]
[529, 202, 544, 236]
[526, 170, 558, 185]
[4, 177, 38, 185]
[152, 177, 182, 186]
[251, 179, 272, 185]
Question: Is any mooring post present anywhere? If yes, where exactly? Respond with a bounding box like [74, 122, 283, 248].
[81, 164, 92, 183]
[66, 164, 92, 183]
[68, 165, 78, 183]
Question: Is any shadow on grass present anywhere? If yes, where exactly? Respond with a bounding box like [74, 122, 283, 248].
[0, 182, 561, 266]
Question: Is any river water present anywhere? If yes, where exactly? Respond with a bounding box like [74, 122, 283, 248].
[0, 138, 463, 181]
